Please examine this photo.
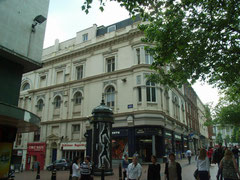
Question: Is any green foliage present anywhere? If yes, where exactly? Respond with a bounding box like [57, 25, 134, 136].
[231, 127, 240, 143]
[82, 0, 240, 93]
[216, 133, 223, 144]
[225, 134, 230, 145]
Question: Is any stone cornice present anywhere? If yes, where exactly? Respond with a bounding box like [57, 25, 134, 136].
[43, 29, 143, 66]
[28, 64, 152, 93]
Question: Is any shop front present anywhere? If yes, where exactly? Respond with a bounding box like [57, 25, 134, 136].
[112, 128, 128, 160]
[164, 131, 173, 155]
[174, 134, 183, 159]
[135, 127, 163, 162]
[26, 143, 46, 170]
[61, 142, 86, 162]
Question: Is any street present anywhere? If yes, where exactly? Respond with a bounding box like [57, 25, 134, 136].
[15, 158, 219, 180]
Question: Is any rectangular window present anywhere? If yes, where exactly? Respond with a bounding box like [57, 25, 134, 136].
[145, 52, 154, 64]
[106, 57, 115, 72]
[137, 87, 142, 102]
[152, 87, 156, 102]
[76, 66, 83, 80]
[136, 48, 140, 64]
[72, 124, 80, 132]
[82, 33, 88, 42]
[34, 129, 40, 142]
[107, 25, 116, 33]
[56, 71, 63, 84]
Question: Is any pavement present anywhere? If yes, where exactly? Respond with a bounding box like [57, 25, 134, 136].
[15, 157, 219, 180]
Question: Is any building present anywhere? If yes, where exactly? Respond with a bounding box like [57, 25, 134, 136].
[15, 16, 210, 169]
[0, 0, 49, 177]
[213, 125, 234, 147]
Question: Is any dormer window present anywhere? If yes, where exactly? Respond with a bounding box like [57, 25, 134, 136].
[82, 33, 88, 42]
[107, 25, 116, 33]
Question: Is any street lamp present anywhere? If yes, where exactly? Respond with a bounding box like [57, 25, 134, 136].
[32, 15, 47, 32]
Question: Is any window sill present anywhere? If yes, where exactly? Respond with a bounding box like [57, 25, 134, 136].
[147, 102, 158, 105]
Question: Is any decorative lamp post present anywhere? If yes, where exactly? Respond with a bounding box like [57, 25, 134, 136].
[91, 98, 114, 175]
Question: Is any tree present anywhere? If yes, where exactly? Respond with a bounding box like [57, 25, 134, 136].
[231, 127, 240, 143]
[224, 134, 230, 146]
[83, 0, 240, 93]
[216, 132, 223, 144]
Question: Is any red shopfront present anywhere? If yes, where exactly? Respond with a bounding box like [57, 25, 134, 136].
[26, 142, 46, 170]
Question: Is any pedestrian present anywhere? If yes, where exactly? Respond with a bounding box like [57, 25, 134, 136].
[147, 155, 161, 180]
[213, 143, 225, 180]
[219, 149, 240, 180]
[80, 156, 92, 180]
[72, 157, 81, 180]
[196, 148, 210, 180]
[185, 149, 192, 164]
[164, 153, 182, 180]
[207, 147, 213, 165]
[122, 154, 129, 180]
[127, 154, 142, 180]
[232, 146, 239, 168]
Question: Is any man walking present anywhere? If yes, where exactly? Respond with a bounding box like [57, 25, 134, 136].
[127, 154, 142, 180]
[186, 149, 192, 164]
[232, 146, 239, 168]
[213, 143, 225, 180]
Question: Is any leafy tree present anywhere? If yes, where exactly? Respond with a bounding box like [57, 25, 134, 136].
[230, 127, 240, 143]
[216, 132, 223, 144]
[83, 0, 240, 93]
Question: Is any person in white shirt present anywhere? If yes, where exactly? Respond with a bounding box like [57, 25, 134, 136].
[127, 155, 142, 180]
[197, 148, 210, 180]
[185, 149, 192, 164]
[72, 157, 81, 180]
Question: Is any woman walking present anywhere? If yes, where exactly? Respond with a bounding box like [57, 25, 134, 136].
[219, 149, 240, 180]
[72, 157, 81, 180]
[164, 153, 182, 180]
[196, 148, 210, 180]
[147, 155, 161, 180]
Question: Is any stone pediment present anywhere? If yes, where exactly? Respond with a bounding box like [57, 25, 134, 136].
[46, 134, 59, 140]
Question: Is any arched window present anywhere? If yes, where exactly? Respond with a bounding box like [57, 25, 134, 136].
[105, 86, 115, 108]
[22, 83, 30, 91]
[54, 96, 61, 109]
[146, 81, 156, 102]
[37, 99, 44, 111]
[73, 92, 82, 105]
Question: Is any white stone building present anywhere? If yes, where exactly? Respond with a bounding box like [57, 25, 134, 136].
[14, 16, 209, 169]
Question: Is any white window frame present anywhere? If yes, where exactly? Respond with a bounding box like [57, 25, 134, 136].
[82, 33, 88, 42]
[53, 96, 62, 109]
[106, 56, 115, 73]
[73, 92, 82, 105]
[76, 65, 84, 80]
[105, 86, 115, 108]
[72, 124, 80, 132]
[145, 51, 154, 64]
[36, 99, 44, 111]
[146, 81, 156, 102]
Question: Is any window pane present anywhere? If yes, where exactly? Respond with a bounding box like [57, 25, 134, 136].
[146, 87, 151, 101]
[138, 87, 142, 102]
[152, 87, 156, 102]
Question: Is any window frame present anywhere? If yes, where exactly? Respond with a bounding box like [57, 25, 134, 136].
[82, 33, 88, 42]
[105, 86, 115, 108]
[146, 81, 156, 102]
[76, 65, 84, 80]
[73, 92, 82, 105]
[36, 99, 44, 111]
[106, 57, 115, 73]
[53, 96, 62, 109]
[22, 83, 30, 91]
[72, 124, 80, 133]
[107, 25, 116, 33]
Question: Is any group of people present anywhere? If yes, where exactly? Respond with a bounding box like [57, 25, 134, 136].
[71, 156, 93, 180]
[121, 144, 240, 180]
[122, 153, 182, 180]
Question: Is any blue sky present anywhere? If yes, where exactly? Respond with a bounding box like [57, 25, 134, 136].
[43, 0, 220, 106]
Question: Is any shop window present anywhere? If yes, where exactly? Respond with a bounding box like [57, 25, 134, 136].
[76, 65, 83, 80]
[106, 57, 115, 73]
[53, 96, 62, 109]
[34, 129, 40, 142]
[112, 137, 128, 159]
[146, 81, 156, 102]
[73, 92, 82, 105]
[36, 99, 44, 111]
[16, 133, 22, 146]
[105, 86, 115, 108]
[137, 87, 142, 102]
[22, 83, 30, 91]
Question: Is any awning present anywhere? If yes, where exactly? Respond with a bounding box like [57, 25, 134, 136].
[0, 102, 40, 133]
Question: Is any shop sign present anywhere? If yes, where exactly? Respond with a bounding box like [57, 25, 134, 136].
[17, 150, 23, 156]
[28, 145, 44, 152]
[165, 132, 172, 137]
[175, 134, 182, 140]
[61, 142, 86, 150]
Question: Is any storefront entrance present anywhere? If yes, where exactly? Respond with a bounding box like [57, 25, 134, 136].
[138, 138, 152, 162]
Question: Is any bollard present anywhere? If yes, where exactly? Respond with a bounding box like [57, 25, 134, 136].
[101, 165, 105, 180]
[119, 163, 122, 180]
[51, 164, 57, 180]
[36, 163, 40, 179]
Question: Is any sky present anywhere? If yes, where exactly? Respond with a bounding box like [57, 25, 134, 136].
[43, 0, 220, 106]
